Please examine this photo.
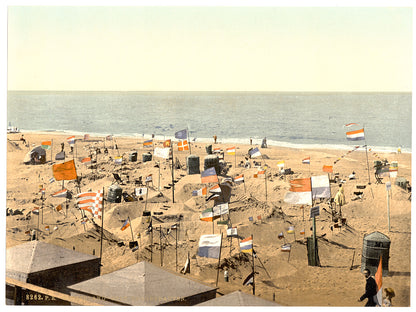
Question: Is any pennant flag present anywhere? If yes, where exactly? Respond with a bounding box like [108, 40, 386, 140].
[240, 236, 253, 253]
[121, 219, 130, 231]
[249, 147, 261, 158]
[52, 160, 77, 181]
[45, 225, 50, 231]
[84, 134, 90, 141]
[346, 128, 365, 141]
[311, 175, 331, 199]
[32, 207, 40, 215]
[52, 189, 68, 198]
[323, 165, 333, 173]
[201, 167, 219, 183]
[206, 193, 220, 202]
[145, 174, 153, 182]
[234, 174, 244, 183]
[67, 136, 75, 145]
[178, 140, 189, 151]
[200, 208, 218, 222]
[55, 204, 63, 212]
[227, 227, 238, 237]
[114, 156, 123, 164]
[302, 157, 310, 164]
[284, 178, 312, 205]
[277, 161, 285, 168]
[344, 123, 359, 127]
[226, 147, 236, 155]
[192, 187, 207, 196]
[209, 184, 222, 193]
[198, 234, 222, 259]
[55, 151, 65, 160]
[175, 129, 188, 140]
[243, 272, 254, 286]
[135, 187, 148, 196]
[143, 139, 153, 147]
[375, 256, 383, 306]
[213, 147, 222, 153]
[81, 157, 92, 165]
[49, 177, 56, 184]
[154, 147, 170, 159]
[300, 229, 305, 235]
[281, 243, 291, 252]
[76, 190, 103, 219]
[163, 139, 171, 147]
[278, 232, 284, 239]
[41, 141, 52, 150]
[287, 226, 295, 234]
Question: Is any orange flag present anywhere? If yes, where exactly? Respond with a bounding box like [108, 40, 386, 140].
[52, 160, 77, 181]
[375, 256, 383, 306]
[323, 165, 333, 173]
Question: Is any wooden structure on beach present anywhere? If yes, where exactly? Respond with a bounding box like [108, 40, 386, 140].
[197, 290, 281, 306]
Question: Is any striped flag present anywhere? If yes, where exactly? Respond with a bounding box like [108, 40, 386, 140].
[32, 207, 40, 215]
[81, 157, 92, 165]
[240, 236, 253, 253]
[375, 256, 383, 306]
[178, 140, 189, 151]
[192, 187, 207, 196]
[346, 128, 365, 141]
[227, 227, 238, 237]
[281, 243, 291, 252]
[114, 156, 123, 165]
[213, 147, 222, 153]
[249, 147, 261, 158]
[45, 225, 50, 231]
[200, 208, 218, 222]
[256, 170, 265, 178]
[121, 219, 130, 231]
[76, 190, 103, 219]
[243, 272, 254, 286]
[143, 139, 153, 147]
[311, 175, 331, 199]
[201, 167, 218, 184]
[287, 226, 295, 234]
[300, 229, 305, 235]
[226, 147, 236, 155]
[213, 202, 229, 216]
[284, 178, 312, 205]
[234, 174, 244, 183]
[277, 161, 285, 168]
[41, 141, 52, 150]
[323, 165, 333, 173]
[344, 122, 359, 127]
[278, 232, 284, 239]
[198, 234, 222, 259]
[49, 177, 56, 184]
[67, 136, 75, 145]
[209, 184, 221, 193]
[52, 189, 68, 198]
[302, 157, 310, 164]
[145, 174, 153, 182]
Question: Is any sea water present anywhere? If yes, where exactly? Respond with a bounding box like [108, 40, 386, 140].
[7, 91, 412, 153]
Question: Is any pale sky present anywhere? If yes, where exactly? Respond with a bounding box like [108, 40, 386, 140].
[6, 3, 413, 92]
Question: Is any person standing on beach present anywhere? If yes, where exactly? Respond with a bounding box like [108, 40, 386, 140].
[358, 269, 378, 306]
[334, 183, 345, 217]
[213, 135, 217, 144]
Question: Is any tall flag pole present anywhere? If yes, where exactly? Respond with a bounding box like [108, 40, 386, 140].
[215, 232, 223, 288]
[187, 126, 192, 155]
[99, 187, 105, 273]
[128, 216, 134, 242]
[251, 234, 255, 295]
[363, 127, 371, 184]
[171, 143, 175, 203]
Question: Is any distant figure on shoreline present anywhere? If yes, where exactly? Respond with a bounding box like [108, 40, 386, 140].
[250, 138, 252, 145]
[213, 135, 217, 144]
[20, 134, 26, 145]
[397, 146, 402, 154]
[261, 137, 267, 148]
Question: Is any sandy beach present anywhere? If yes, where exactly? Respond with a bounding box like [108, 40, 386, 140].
[6, 131, 411, 306]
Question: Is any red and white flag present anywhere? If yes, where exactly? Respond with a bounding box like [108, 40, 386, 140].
[178, 140, 189, 151]
[226, 147, 236, 155]
[52, 189, 68, 198]
[346, 128, 365, 141]
[209, 184, 222, 193]
[76, 190, 103, 219]
[234, 174, 244, 183]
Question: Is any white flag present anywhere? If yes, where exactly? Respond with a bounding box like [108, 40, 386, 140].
[154, 147, 170, 159]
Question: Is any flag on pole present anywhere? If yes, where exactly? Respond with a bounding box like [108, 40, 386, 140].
[200, 208, 218, 222]
[198, 234, 222, 259]
[344, 123, 359, 127]
[145, 174, 153, 182]
[45, 225, 50, 231]
[234, 174, 244, 183]
[84, 134, 90, 141]
[67, 136, 75, 145]
[49, 177, 56, 184]
[106, 135, 113, 141]
[284, 178, 312, 205]
[81, 157, 92, 165]
[226, 147, 236, 155]
[240, 236, 253, 253]
[323, 165, 333, 173]
[178, 140, 189, 151]
[52, 160, 77, 181]
[281, 243, 291, 252]
[278, 232, 284, 239]
[163, 139, 171, 147]
[76, 190, 103, 219]
[249, 147, 261, 158]
[213, 147, 222, 153]
[175, 129, 188, 140]
[277, 161, 285, 168]
[375, 256, 383, 306]
[287, 226, 295, 234]
[121, 219, 130, 231]
[346, 128, 365, 141]
[300, 229, 305, 235]
[243, 272, 255, 286]
[114, 156, 123, 164]
[227, 227, 238, 237]
[55, 204, 63, 212]
[41, 141, 52, 150]
[256, 170, 265, 178]
[32, 207, 40, 215]
[213, 202, 229, 216]
[311, 175, 331, 199]
[201, 167, 218, 183]
[52, 189, 68, 198]
[209, 184, 222, 193]
[135, 187, 148, 196]
[143, 139, 153, 147]
[192, 187, 207, 196]
[302, 157, 310, 164]
[154, 147, 170, 159]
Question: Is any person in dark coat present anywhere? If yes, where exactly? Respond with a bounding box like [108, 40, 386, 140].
[359, 269, 378, 306]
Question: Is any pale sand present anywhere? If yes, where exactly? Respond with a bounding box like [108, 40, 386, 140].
[6, 132, 411, 306]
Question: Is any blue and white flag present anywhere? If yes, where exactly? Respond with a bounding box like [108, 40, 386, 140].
[198, 234, 222, 259]
[175, 129, 188, 140]
[249, 147, 261, 158]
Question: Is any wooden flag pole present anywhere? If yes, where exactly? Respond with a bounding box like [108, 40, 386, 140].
[144, 188, 149, 212]
[99, 187, 105, 272]
[128, 216, 134, 242]
[387, 188, 391, 232]
[251, 233, 255, 295]
[175, 224, 178, 272]
[363, 127, 371, 184]
[159, 225, 163, 267]
[311, 178, 318, 266]
[50, 139, 53, 164]
[171, 144, 175, 203]
[150, 221, 153, 263]
[265, 167, 268, 201]
[187, 127, 192, 155]
[215, 232, 223, 288]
